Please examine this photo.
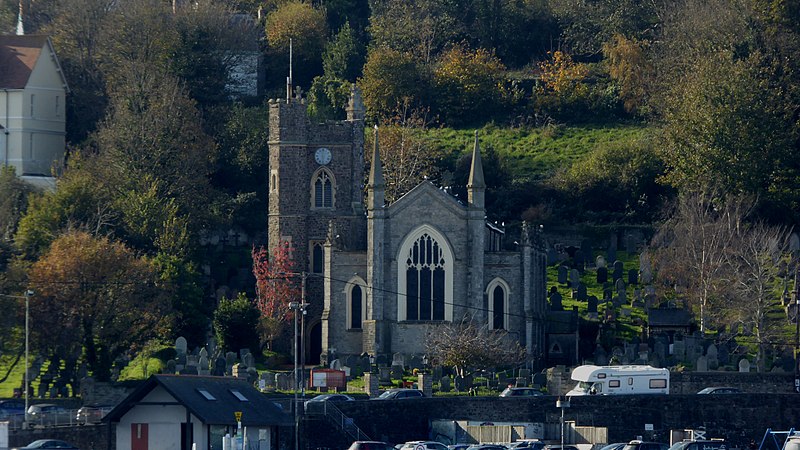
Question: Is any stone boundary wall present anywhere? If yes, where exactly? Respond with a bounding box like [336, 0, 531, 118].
[9, 424, 112, 450]
[334, 394, 800, 449]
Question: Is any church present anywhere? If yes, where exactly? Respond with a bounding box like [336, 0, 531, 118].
[267, 83, 549, 367]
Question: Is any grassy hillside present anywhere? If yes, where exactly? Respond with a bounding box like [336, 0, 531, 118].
[426, 123, 651, 180]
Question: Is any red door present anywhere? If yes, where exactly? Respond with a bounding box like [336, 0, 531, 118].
[132, 423, 148, 450]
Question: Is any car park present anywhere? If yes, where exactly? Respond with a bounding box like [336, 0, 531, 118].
[11, 439, 79, 449]
[696, 387, 741, 394]
[347, 441, 396, 450]
[622, 440, 669, 450]
[373, 388, 424, 400]
[499, 387, 544, 397]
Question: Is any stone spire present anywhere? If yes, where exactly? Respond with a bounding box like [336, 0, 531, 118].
[467, 130, 485, 208]
[346, 84, 365, 121]
[16, 0, 24, 35]
[368, 126, 384, 208]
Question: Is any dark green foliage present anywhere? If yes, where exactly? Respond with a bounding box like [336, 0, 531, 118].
[213, 293, 262, 355]
[0, 167, 31, 241]
[153, 253, 210, 348]
[323, 21, 365, 82]
[170, 24, 229, 106]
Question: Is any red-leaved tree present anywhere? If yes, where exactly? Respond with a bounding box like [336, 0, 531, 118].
[252, 241, 300, 349]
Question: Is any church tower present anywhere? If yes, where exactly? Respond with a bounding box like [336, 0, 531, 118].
[267, 83, 366, 364]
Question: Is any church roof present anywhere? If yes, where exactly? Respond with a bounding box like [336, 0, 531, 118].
[0, 35, 60, 89]
[389, 180, 467, 217]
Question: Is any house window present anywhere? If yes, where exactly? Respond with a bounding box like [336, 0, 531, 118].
[397, 226, 453, 322]
[312, 169, 334, 208]
[310, 242, 324, 274]
[486, 278, 510, 330]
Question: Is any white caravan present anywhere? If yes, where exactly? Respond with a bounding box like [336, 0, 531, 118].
[566, 364, 670, 396]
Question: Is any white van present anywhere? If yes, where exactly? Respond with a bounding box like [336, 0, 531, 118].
[566, 365, 670, 396]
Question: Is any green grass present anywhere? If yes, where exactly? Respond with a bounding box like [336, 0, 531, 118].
[425, 123, 651, 180]
[0, 353, 66, 398]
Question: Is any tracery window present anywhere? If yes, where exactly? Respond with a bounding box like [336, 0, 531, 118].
[398, 227, 453, 322]
[312, 169, 334, 208]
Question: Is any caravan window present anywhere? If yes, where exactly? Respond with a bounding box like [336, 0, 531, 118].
[628, 377, 633, 385]
[650, 379, 667, 389]
[609, 380, 620, 388]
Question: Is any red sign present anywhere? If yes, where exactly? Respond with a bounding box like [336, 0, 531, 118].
[310, 369, 347, 389]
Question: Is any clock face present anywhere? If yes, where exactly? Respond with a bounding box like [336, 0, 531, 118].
[315, 147, 332, 165]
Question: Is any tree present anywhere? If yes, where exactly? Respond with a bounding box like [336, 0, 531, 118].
[323, 21, 364, 82]
[358, 47, 429, 122]
[0, 166, 31, 241]
[252, 242, 299, 349]
[368, 0, 458, 64]
[649, 190, 752, 333]
[365, 107, 444, 203]
[27, 230, 171, 381]
[726, 222, 789, 372]
[432, 45, 507, 126]
[426, 316, 526, 379]
[264, 1, 328, 89]
[603, 34, 652, 114]
[212, 293, 262, 354]
[152, 253, 210, 348]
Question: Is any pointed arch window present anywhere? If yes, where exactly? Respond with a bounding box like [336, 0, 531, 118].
[346, 278, 366, 330]
[398, 226, 453, 322]
[486, 278, 510, 330]
[310, 242, 324, 274]
[312, 169, 335, 208]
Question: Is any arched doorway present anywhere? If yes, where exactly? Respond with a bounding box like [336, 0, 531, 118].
[307, 322, 322, 365]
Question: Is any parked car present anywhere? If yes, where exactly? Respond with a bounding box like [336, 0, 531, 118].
[599, 443, 627, 450]
[622, 441, 669, 450]
[347, 441, 396, 450]
[466, 445, 507, 450]
[543, 445, 579, 450]
[26, 404, 71, 426]
[11, 439, 79, 449]
[696, 387, 741, 394]
[0, 400, 26, 426]
[373, 389, 424, 400]
[398, 441, 449, 450]
[783, 436, 800, 450]
[499, 387, 544, 397]
[75, 404, 113, 424]
[667, 440, 727, 450]
[448, 444, 471, 450]
[506, 440, 545, 450]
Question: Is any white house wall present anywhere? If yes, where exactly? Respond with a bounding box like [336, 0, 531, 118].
[115, 386, 208, 450]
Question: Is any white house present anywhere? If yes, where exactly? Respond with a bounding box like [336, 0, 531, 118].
[105, 374, 293, 450]
[0, 34, 68, 187]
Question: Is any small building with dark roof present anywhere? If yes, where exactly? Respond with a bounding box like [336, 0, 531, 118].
[647, 307, 694, 339]
[105, 374, 292, 450]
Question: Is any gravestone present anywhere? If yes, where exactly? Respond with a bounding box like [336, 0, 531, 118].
[225, 351, 237, 372]
[199, 347, 208, 360]
[532, 372, 547, 388]
[392, 352, 405, 369]
[408, 355, 422, 371]
[198, 355, 210, 375]
[345, 355, 360, 370]
[454, 376, 466, 392]
[576, 283, 587, 301]
[519, 368, 531, 380]
[653, 341, 667, 362]
[376, 354, 388, 367]
[574, 250, 585, 272]
[176, 353, 187, 372]
[639, 253, 653, 284]
[180, 365, 199, 375]
[597, 267, 608, 284]
[612, 295, 623, 308]
[175, 337, 188, 356]
[330, 359, 342, 370]
[239, 348, 251, 361]
[587, 296, 598, 319]
[607, 246, 617, 264]
[596, 255, 607, 269]
[672, 339, 686, 361]
[390, 364, 404, 380]
[379, 366, 391, 382]
[166, 360, 176, 374]
[261, 372, 275, 389]
[706, 344, 719, 370]
[620, 306, 631, 317]
[790, 233, 800, 254]
[615, 278, 626, 294]
[570, 269, 581, 289]
[628, 269, 638, 285]
[440, 376, 451, 392]
[739, 358, 751, 373]
[213, 357, 226, 376]
[550, 291, 563, 311]
[593, 345, 609, 366]
[558, 266, 568, 284]
[243, 352, 255, 369]
[613, 261, 624, 281]
[718, 345, 730, 367]
[276, 373, 292, 390]
[547, 248, 558, 265]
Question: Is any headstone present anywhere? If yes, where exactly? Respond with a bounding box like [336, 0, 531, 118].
[454, 376, 466, 392]
[570, 269, 581, 289]
[672, 339, 686, 361]
[239, 348, 251, 361]
[620, 306, 631, 317]
[166, 360, 176, 374]
[225, 351, 237, 368]
[198, 355, 210, 375]
[330, 359, 342, 370]
[597, 267, 608, 284]
[607, 246, 617, 264]
[639, 252, 653, 284]
[574, 250, 585, 272]
[615, 278, 626, 295]
[379, 366, 391, 382]
[345, 355, 360, 370]
[408, 355, 422, 371]
[558, 266, 568, 284]
[199, 347, 208, 360]
[613, 261, 624, 281]
[739, 358, 751, 373]
[790, 233, 800, 253]
[547, 248, 558, 265]
[213, 357, 226, 376]
[376, 354, 388, 367]
[440, 376, 451, 392]
[625, 234, 637, 254]
[243, 353, 255, 369]
[628, 269, 638, 285]
[390, 364, 404, 380]
[187, 355, 199, 368]
[593, 345, 609, 366]
[276, 373, 292, 390]
[550, 291, 563, 311]
[653, 341, 667, 362]
[392, 352, 405, 369]
[587, 295, 598, 314]
[706, 344, 719, 370]
[595, 255, 607, 269]
[180, 365, 199, 375]
[718, 344, 730, 367]
[576, 283, 587, 301]
[175, 337, 188, 356]
[700, 355, 715, 373]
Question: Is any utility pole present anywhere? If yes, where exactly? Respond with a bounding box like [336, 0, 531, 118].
[289, 272, 308, 450]
[794, 269, 799, 393]
[23, 290, 32, 429]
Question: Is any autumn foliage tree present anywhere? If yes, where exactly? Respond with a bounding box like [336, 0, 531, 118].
[27, 230, 171, 381]
[252, 242, 300, 349]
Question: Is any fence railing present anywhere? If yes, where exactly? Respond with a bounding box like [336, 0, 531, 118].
[305, 401, 371, 442]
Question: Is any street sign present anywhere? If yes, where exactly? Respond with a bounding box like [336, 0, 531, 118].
[234, 411, 243, 422]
